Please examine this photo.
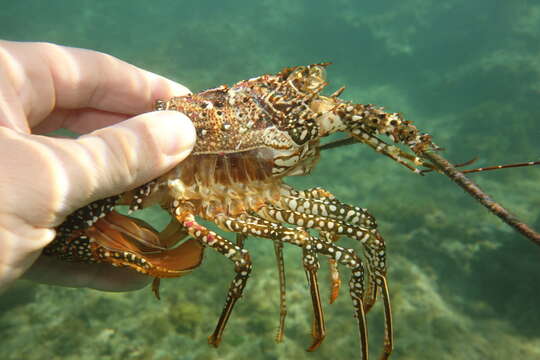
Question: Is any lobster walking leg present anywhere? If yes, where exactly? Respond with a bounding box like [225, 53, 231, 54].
[302, 245, 326, 352]
[217, 214, 369, 358]
[280, 191, 383, 309]
[280, 188, 388, 334]
[281, 187, 345, 303]
[265, 196, 380, 298]
[261, 190, 393, 359]
[273, 239, 288, 343]
[378, 275, 393, 360]
[216, 214, 327, 350]
[172, 207, 252, 347]
[235, 231, 289, 342]
[326, 251, 342, 304]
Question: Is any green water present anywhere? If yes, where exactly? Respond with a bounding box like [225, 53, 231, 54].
[1, 1, 539, 359]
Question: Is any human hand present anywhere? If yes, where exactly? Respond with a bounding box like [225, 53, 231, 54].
[0, 40, 196, 292]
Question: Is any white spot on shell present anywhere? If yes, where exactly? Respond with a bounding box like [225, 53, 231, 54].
[288, 199, 297, 210]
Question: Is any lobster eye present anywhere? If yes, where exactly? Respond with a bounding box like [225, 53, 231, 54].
[306, 65, 327, 92]
[288, 66, 307, 81]
[310, 65, 327, 82]
[288, 65, 327, 93]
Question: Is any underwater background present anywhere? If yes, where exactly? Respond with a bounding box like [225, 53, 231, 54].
[1, 1, 540, 359]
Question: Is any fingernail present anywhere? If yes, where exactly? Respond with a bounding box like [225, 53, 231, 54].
[151, 111, 196, 156]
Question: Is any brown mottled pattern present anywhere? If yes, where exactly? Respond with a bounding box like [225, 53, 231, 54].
[48, 63, 454, 359]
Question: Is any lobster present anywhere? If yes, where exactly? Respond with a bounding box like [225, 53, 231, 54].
[44, 63, 539, 360]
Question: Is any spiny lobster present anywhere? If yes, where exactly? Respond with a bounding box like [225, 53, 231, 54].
[44, 63, 539, 360]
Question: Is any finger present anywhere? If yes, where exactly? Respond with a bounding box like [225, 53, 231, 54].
[70, 110, 197, 207]
[39, 42, 191, 116]
[0, 213, 55, 293]
[22, 255, 152, 292]
[0, 110, 195, 228]
[32, 108, 130, 135]
[0, 40, 190, 130]
[0, 46, 29, 133]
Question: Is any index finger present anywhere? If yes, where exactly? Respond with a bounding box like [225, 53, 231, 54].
[0, 40, 190, 130]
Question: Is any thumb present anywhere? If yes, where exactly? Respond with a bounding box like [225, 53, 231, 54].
[1, 110, 194, 230]
[64, 110, 196, 212]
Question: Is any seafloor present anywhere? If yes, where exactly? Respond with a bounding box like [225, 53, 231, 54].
[1, 1, 540, 359]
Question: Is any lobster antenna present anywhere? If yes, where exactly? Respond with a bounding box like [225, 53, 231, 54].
[420, 150, 540, 246]
[319, 136, 540, 245]
[319, 136, 357, 151]
[460, 161, 540, 174]
[320, 136, 540, 174]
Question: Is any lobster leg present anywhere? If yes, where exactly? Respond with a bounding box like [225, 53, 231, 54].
[263, 190, 393, 359]
[218, 214, 368, 358]
[302, 245, 326, 352]
[280, 187, 366, 303]
[280, 189, 344, 304]
[326, 255, 342, 304]
[172, 208, 252, 348]
[235, 233, 247, 247]
[377, 274, 393, 360]
[278, 188, 380, 308]
[234, 232, 292, 343]
[273, 239, 288, 343]
[236, 231, 292, 342]
[363, 268, 378, 313]
[280, 190, 383, 307]
[216, 215, 327, 350]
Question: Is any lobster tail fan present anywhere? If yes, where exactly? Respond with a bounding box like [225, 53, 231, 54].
[87, 211, 204, 277]
[143, 237, 203, 276]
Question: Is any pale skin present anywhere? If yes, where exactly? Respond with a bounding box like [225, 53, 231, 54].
[0, 40, 196, 292]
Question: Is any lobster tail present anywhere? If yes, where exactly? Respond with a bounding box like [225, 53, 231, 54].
[46, 204, 204, 278]
[87, 211, 204, 278]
